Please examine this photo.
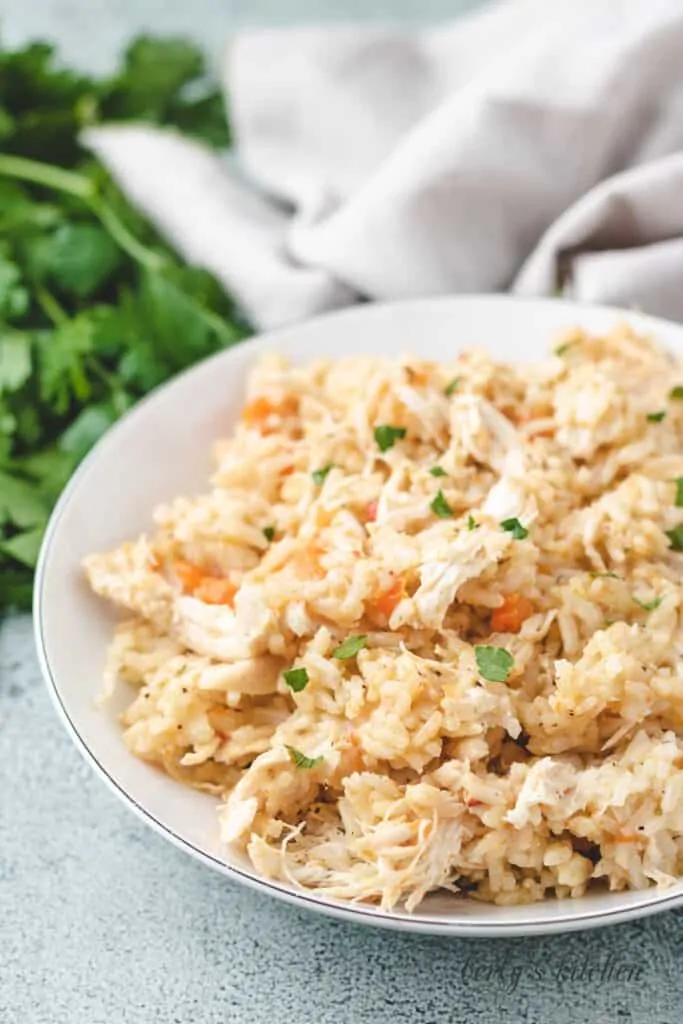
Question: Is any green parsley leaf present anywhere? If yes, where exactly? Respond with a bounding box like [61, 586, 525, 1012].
[140, 269, 214, 369]
[105, 36, 205, 123]
[118, 343, 168, 392]
[35, 315, 94, 414]
[675, 478, 683, 508]
[286, 746, 323, 770]
[666, 525, 683, 551]
[283, 667, 309, 692]
[312, 462, 335, 486]
[58, 403, 117, 462]
[31, 223, 122, 299]
[590, 571, 619, 579]
[17, 449, 76, 504]
[429, 466, 447, 477]
[554, 341, 573, 357]
[263, 525, 276, 542]
[0, 333, 32, 393]
[474, 645, 514, 683]
[647, 410, 666, 423]
[467, 514, 478, 531]
[444, 376, 461, 397]
[634, 596, 662, 612]
[430, 490, 453, 518]
[0, 254, 29, 321]
[332, 635, 368, 659]
[0, 471, 49, 529]
[669, 386, 683, 400]
[0, 525, 45, 568]
[500, 517, 529, 540]
[374, 424, 406, 453]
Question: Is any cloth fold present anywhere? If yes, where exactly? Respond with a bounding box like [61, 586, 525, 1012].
[86, 0, 683, 330]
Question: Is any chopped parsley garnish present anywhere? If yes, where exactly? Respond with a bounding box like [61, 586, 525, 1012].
[263, 525, 276, 542]
[430, 490, 454, 518]
[670, 386, 683, 400]
[634, 596, 662, 612]
[591, 571, 619, 579]
[374, 425, 406, 453]
[283, 667, 309, 692]
[332, 635, 368, 659]
[474, 645, 514, 683]
[554, 342, 573, 357]
[312, 462, 335, 485]
[666, 524, 683, 551]
[286, 746, 323, 769]
[500, 517, 528, 540]
[647, 410, 666, 423]
[444, 376, 461, 397]
[675, 478, 683, 508]
[467, 514, 478, 531]
[429, 466, 447, 477]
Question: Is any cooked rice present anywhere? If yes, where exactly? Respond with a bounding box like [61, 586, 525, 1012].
[85, 324, 683, 910]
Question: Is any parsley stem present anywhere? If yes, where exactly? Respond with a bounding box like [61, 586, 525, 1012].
[0, 153, 93, 199]
[35, 286, 68, 326]
[86, 355, 112, 390]
[0, 152, 164, 272]
[195, 303, 242, 344]
[89, 196, 165, 271]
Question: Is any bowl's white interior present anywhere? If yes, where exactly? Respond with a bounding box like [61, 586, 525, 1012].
[35, 295, 683, 935]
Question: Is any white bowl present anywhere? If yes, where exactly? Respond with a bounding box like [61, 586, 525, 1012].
[35, 295, 683, 937]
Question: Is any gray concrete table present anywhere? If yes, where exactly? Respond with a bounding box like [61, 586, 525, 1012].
[2, 2, 683, 1021]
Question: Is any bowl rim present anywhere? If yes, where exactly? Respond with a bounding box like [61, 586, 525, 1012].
[34, 293, 683, 937]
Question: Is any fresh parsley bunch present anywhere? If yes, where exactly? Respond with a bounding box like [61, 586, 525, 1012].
[0, 36, 248, 612]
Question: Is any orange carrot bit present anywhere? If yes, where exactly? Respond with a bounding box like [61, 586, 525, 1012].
[466, 798, 484, 808]
[194, 577, 238, 606]
[491, 594, 534, 633]
[241, 395, 298, 433]
[613, 834, 641, 845]
[365, 499, 379, 523]
[369, 576, 407, 618]
[173, 559, 206, 595]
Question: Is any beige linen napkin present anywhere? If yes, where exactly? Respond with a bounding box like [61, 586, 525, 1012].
[86, 0, 683, 329]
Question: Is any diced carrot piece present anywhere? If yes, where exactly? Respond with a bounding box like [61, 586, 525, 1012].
[491, 594, 534, 633]
[613, 834, 640, 844]
[369, 576, 406, 618]
[173, 559, 206, 595]
[366, 499, 378, 523]
[241, 395, 298, 433]
[241, 396, 275, 425]
[194, 577, 237, 606]
[466, 799, 484, 808]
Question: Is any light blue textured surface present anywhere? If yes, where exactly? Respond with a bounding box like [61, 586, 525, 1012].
[1, 2, 683, 1021]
